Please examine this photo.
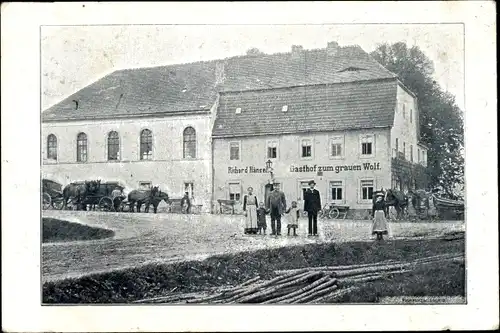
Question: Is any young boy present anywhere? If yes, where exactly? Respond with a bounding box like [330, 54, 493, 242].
[286, 201, 300, 236]
[256, 202, 268, 235]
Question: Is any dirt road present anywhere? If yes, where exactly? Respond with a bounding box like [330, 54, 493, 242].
[42, 211, 464, 282]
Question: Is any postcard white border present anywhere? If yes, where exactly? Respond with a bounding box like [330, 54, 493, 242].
[1, 1, 498, 331]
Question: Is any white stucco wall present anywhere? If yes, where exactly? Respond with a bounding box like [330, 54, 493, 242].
[41, 114, 213, 212]
[390, 84, 421, 163]
[213, 128, 392, 211]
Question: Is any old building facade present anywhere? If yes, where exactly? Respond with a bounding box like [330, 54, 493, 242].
[42, 41, 428, 215]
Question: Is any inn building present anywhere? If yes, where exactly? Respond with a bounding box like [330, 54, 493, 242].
[211, 43, 428, 215]
[42, 41, 428, 215]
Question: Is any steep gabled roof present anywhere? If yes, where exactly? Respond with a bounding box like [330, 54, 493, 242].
[212, 79, 398, 138]
[42, 61, 220, 122]
[219, 45, 396, 92]
[42, 44, 397, 122]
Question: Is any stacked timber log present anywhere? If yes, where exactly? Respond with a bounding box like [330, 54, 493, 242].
[133, 253, 464, 304]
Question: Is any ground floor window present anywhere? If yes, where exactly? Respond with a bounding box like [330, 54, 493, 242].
[360, 179, 374, 200]
[184, 182, 194, 199]
[391, 174, 402, 190]
[139, 181, 151, 190]
[329, 181, 343, 202]
[228, 182, 241, 201]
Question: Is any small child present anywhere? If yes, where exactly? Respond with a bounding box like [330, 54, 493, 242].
[286, 201, 300, 236]
[256, 202, 268, 235]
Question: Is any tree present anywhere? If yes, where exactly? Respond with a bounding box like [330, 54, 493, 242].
[371, 42, 464, 200]
[246, 47, 265, 56]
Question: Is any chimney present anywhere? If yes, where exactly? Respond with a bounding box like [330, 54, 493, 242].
[291, 45, 304, 59]
[327, 41, 339, 57]
[215, 61, 226, 86]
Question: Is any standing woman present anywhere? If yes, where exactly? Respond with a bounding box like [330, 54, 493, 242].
[372, 193, 389, 241]
[243, 187, 259, 234]
[406, 192, 418, 221]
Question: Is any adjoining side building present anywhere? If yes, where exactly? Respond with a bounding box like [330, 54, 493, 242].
[42, 61, 225, 212]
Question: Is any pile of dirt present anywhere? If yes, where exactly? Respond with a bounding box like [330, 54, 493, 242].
[43, 218, 115, 243]
[42, 238, 464, 304]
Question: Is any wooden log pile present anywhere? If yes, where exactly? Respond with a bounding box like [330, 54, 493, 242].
[134, 253, 464, 304]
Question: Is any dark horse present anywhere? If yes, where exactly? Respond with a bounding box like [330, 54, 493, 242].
[383, 188, 408, 220]
[128, 186, 170, 213]
[61, 180, 100, 210]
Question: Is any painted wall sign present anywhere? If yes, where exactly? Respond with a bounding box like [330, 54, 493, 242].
[289, 162, 381, 173]
[228, 166, 268, 174]
[228, 162, 381, 174]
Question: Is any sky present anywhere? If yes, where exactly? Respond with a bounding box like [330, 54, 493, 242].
[41, 24, 464, 111]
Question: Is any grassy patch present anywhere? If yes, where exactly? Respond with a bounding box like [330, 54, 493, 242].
[43, 218, 115, 243]
[329, 259, 465, 303]
[43, 238, 464, 304]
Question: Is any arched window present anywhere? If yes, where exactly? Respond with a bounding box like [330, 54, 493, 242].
[47, 134, 57, 160]
[76, 132, 88, 162]
[183, 127, 196, 159]
[140, 129, 153, 160]
[107, 131, 120, 161]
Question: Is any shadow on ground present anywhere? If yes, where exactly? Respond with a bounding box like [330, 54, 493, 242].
[43, 218, 115, 243]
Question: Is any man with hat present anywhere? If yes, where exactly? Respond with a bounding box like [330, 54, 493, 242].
[304, 180, 321, 236]
[266, 182, 287, 236]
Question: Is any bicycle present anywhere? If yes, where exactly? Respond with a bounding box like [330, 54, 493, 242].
[318, 203, 340, 219]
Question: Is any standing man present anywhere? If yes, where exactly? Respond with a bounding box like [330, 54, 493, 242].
[266, 182, 287, 236]
[180, 192, 191, 214]
[111, 186, 125, 212]
[304, 180, 321, 236]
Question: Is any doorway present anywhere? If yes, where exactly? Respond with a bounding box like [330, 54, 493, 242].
[264, 183, 280, 209]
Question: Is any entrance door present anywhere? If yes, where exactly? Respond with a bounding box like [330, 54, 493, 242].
[298, 181, 310, 209]
[264, 183, 280, 209]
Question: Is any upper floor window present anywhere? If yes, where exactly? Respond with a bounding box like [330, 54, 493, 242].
[267, 140, 278, 159]
[107, 131, 120, 161]
[47, 134, 57, 160]
[229, 142, 240, 160]
[330, 136, 344, 159]
[301, 139, 312, 158]
[395, 138, 399, 152]
[76, 132, 87, 162]
[360, 135, 374, 156]
[140, 129, 153, 160]
[403, 142, 406, 159]
[418, 148, 421, 163]
[410, 109, 413, 123]
[402, 103, 406, 119]
[410, 144, 414, 162]
[183, 127, 196, 159]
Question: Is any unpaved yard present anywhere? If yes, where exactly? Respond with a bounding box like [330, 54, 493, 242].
[42, 210, 464, 282]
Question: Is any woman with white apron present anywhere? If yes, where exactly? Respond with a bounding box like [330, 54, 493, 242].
[243, 187, 259, 234]
[372, 193, 391, 241]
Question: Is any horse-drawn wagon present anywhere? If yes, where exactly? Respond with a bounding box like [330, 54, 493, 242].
[60, 180, 125, 211]
[118, 186, 170, 213]
[42, 179, 64, 210]
[433, 196, 465, 220]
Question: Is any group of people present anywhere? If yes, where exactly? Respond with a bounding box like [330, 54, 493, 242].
[242, 180, 322, 237]
[242, 181, 397, 241]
